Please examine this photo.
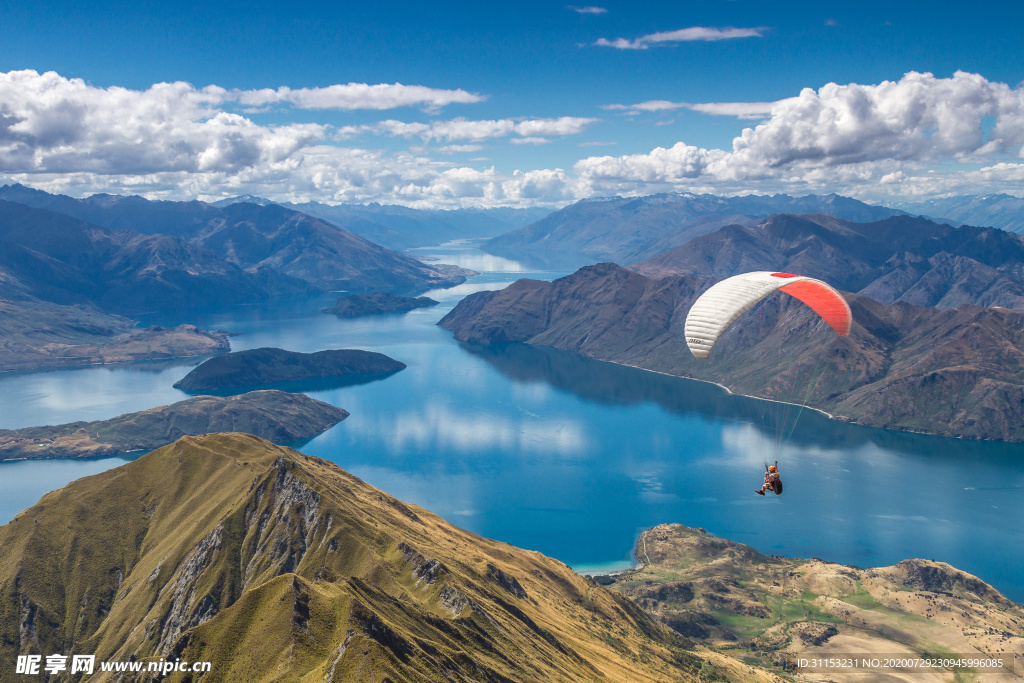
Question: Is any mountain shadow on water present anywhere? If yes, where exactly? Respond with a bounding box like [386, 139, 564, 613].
[457, 340, 1024, 465]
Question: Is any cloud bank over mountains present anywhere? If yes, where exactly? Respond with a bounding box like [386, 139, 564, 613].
[579, 71, 1024, 197]
[1, 69, 1023, 207]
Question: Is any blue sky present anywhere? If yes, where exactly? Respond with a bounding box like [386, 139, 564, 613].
[1, 0, 1022, 207]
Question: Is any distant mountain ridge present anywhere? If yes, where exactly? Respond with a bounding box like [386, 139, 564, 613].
[0, 184, 469, 293]
[440, 263, 1024, 441]
[0, 200, 307, 315]
[633, 213, 1024, 312]
[483, 193, 910, 269]
[213, 194, 552, 250]
[885, 194, 1024, 233]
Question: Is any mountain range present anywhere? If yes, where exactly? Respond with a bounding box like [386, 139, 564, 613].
[482, 193, 910, 270]
[0, 200, 309, 315]
[440, 262, 1024, 441]
[887, 194, 1024, 233]
[633, 213, 1024, 311]
[0, 185, 468, 294]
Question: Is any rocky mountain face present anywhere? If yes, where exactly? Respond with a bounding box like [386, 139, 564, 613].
[482, 193, 908, 270]
[633, 213, 1024, 312]
[0, 433, 776, 683]
[0, 391, 347, 460]
[887, 193, 1024, 233]
[439, 263, 1024, 441]
[0, 185, 469, 293]
[173, 348, 406, 392]
[0, 299, 230, 372]
[605, 524, 1023, 679]
[0, 200, 308, 315]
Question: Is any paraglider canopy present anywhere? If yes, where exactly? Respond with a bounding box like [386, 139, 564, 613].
[685, 271, 851, 359]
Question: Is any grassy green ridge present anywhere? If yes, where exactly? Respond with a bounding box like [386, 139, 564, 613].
[0, 435, 782, 683]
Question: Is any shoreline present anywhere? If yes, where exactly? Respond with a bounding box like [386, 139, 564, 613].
[569, 350, 1005, 442]
[598, 356, 838, 419]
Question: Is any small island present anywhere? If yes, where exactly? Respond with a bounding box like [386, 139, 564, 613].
[322, 292, 439, 318]
[173, 347, 406, 392]
[0, 390, 347, 460]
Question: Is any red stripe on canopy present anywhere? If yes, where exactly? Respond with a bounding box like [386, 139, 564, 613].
[779, 280, 852, 336]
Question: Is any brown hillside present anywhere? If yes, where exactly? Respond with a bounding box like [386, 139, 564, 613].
[0, 434, 778, 683]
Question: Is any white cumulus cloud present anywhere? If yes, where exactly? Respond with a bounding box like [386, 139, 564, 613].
[4, 69, 1024, 208]
[576, 71, 1024, 197]
[0, 70, 325, 175]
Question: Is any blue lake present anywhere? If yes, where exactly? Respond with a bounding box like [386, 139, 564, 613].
[2, 241, 1023, 600]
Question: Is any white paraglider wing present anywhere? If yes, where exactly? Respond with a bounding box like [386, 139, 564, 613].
[684, 272, 852, 359]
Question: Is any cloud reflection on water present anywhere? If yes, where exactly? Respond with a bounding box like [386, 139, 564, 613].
[345, 403, 589, 456]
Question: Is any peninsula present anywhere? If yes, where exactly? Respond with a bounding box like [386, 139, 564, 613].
[0, 299, 231, 372]
[0, 390, 347, 460]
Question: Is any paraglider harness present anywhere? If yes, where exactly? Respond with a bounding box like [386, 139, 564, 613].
[764, 462, 782, 495]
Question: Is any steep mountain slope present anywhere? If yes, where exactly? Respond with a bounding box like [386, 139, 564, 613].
[606, 524, 1024, 680]
[632, 213, 1024, 311]
[0, 433, 774, 683]
[187, 203, 468, 292]
[440, 263, 1024, 441]
[0, 185, 469, 292]
[483, 193, 908, 269]
[887, 194, 1024, 233]
[0, 391, 347, 460]
[0, 299, 230, 372]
